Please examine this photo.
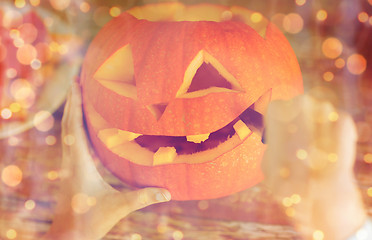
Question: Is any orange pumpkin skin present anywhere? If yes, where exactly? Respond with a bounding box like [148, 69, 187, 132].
[81, 3, 303, 200]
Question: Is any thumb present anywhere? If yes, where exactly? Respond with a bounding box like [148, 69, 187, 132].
[120, 188, 171, 214]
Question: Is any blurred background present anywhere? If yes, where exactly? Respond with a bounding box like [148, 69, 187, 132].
[0, 0, 371, 239]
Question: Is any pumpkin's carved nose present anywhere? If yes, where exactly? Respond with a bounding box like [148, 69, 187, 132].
[146, 103, 168, 120]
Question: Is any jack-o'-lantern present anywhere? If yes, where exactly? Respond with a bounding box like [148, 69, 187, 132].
[81, 3, 303, 200]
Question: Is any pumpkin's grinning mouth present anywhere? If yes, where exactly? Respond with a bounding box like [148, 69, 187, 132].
[93, 89, 271, 166]
[135, 105, 264, 155]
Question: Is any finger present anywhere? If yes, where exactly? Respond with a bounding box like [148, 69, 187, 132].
[118, 188, 171, 215]
[331, 112, 357, 174]
[61, 83, 91, 155]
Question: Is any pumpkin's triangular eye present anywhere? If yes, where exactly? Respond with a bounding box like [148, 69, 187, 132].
[94, 44, 137, 100]
[176, 50, 244, 98]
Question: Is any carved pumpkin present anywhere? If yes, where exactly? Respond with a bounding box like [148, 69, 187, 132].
[81, 3, 303, 200]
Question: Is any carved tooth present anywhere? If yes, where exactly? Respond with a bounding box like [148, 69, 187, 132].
[253, 88, 272, 115]
[233, 120, 252, 141]
[117, 129, 142, 141]
[153, 147, 177, 166]
[98, 128, 141, 149]
[186, 133, 210, 143]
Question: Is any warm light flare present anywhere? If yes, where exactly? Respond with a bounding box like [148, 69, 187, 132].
[47, 170, 59, 180]
[30, 0, 41, 7]
[367, 187, 372, 197]
[18, 23, 38, 44]
[296, 149, 308, 160]
[25, 200, 36, 210]
[323, 71, 334, 82]
[80, 2, 91, 13]
[313, 230, 325, 240]
[109, 7, 121, 17]
[64, 134, 76, 146]
[316, 10, 327, 21]
[1, 165, 23, 187]
[1, 108, 12, 119]
[358, 12, 369, 23]
[45, 135, 57, 145]
[49, 0, 71, 11]
[2, 10, 23, 29]
[14, 0, 26, 9]
[6, 229, 17, 239]
[71, 193, 96, 214]
[334, 58, 345, 68]
[283, 13, 303, 34]
[130, 233, 142, 240]
[6, 68, 17, 78]
[364, 153, 372, 164]
[347, 54, 367, 75]
[33, 110, 54, 132]
[295, 0, 306, 6]
[16, 44, 37, 65]
[322, 37, 343, 59]
[172, 230, 184, 240]
[251, 12, 263, 23]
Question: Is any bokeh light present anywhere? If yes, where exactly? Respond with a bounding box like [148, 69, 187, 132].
[18, 23, 38, 44]
[251, 12, 263, 23]
[6, 229, 17, 239]
[33, 110, 54, 132]
[316, 10, 327, 21]
[25, 200, 36, 210]
[296, 149, 308, 160]
[364, 153, 372, 164]
[63, 134, 76, 146]
[47, 170, 59, 180]
[334, 58, 345, 68]
[2, 10, 23, 28]
[9, 103, 21, 113]
[322, 37, 343, 59]
[14, 0, 26, 9]
[313, 230, 324, 240]
[71, 193, 96, 214]
[323, 71, 334, 82]
[328, 112, 339, 122]
[49, 0, 71, 11]
[295, 0, 306, 6]
[347, 54, 367, 75]
[1, 165, 23, 187]
[30, 0, 41, 7]
[283, 13, 304, 34]
[367, 187, 372, 197]
[131, 233, 142, 240]
[16, 44, 37, 65]
[109, 7, 121, 17]
[328, 153, 338, 163]
[358, 12, 369, 23]
[8, 136, 20, 146]
[172, 230, 184, 240]
[80, 2, 91, 13]
[1, 108, 12, 119]
[45, 135, 57, 145]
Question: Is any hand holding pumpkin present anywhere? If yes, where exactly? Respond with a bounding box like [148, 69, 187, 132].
[262, 94, 367, 240]
[43, 82, 171, 240]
